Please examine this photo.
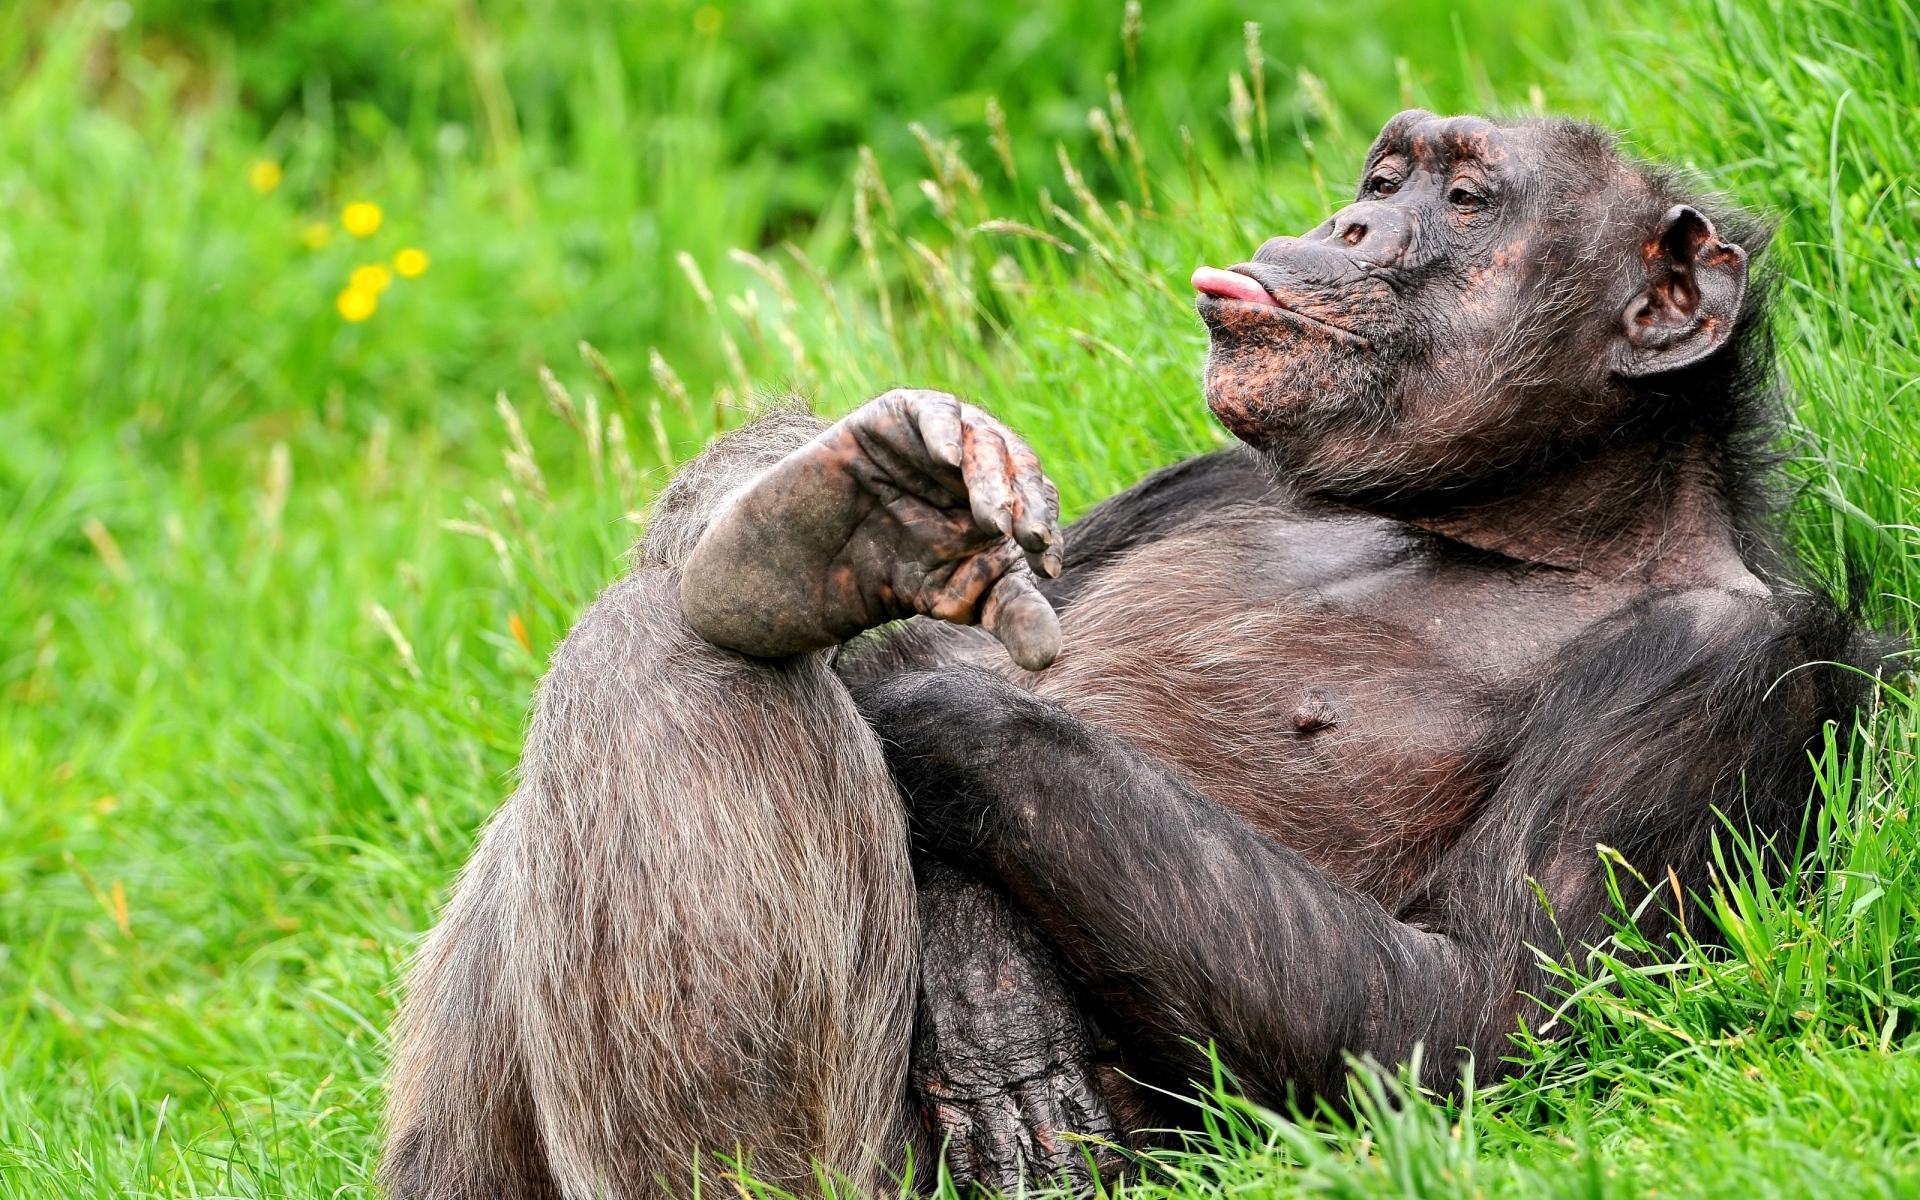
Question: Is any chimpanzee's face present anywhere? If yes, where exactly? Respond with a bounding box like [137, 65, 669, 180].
[1196, 111, 1651, 500]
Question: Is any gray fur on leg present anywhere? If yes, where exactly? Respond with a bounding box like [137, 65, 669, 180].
[381, 412, 923, 1199]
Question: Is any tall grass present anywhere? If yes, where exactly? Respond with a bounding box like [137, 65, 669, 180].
[0, 0, 1916, 1195]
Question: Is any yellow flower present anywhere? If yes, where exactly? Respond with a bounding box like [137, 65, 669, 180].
[249, 160, 283, 193]
[341, 202, 383, 237]
[693, 5, 723, 34]
[337, 286, 378, 322]
[301, 222, 333, 250]
[351, 263, 395, 294]
[393, 247, 430, 278]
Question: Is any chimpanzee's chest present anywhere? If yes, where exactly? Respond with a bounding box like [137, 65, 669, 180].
[1019, 508, 1636, 904]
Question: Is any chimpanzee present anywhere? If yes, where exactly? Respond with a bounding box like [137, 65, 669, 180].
[379, 111, 1871, 1200]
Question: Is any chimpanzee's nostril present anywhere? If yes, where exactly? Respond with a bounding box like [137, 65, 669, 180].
[1341, 222, 1367, 247]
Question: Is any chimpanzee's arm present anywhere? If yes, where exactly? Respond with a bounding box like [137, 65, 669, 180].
[855, 589, 1863, 1103]
[863, 666, 1454, 1101]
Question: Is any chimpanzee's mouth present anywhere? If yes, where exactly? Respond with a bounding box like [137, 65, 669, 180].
[1192, 265, 1368, 348]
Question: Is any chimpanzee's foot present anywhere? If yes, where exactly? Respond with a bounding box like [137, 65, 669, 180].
[911, 864, 1122, 1194]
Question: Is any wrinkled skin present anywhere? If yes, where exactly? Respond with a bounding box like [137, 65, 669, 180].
[682, 389, 1064, 671]
[680, 112, 1854, 1193]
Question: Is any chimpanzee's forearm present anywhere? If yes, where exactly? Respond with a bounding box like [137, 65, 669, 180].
[855, 668, 1476, 1103]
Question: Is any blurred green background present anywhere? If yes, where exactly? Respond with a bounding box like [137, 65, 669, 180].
[1, 0, 1918, 1195]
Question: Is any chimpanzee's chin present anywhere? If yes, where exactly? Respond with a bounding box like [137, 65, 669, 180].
[1202, 340, 1378, 450]
[1204, 391, 1283, 448]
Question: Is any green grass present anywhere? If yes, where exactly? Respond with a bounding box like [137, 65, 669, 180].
[1, 0, 1918, 1195]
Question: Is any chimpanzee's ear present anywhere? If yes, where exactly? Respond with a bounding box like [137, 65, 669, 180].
[1613, 205, 1749, 378]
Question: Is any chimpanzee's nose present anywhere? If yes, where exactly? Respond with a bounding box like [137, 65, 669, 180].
[1247, 200, 1418, 283]
[1299, 201, 1414, 265]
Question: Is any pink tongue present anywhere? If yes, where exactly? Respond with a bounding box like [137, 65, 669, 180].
[1191, 266, 1276, 306]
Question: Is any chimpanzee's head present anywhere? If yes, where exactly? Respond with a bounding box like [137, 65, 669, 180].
[1195, 111, 1766, 504]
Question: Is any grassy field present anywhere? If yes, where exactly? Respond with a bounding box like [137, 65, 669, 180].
[1, 0, 1917, 1195]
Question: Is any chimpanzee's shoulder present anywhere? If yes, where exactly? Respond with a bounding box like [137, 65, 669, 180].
[1041, 447, 1283, 606]
[1549, 581, 1875, 730]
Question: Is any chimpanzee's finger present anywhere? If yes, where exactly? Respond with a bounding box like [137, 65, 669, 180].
[960, 419, 1017, 539]
[1029, 512, 1065, 580]
[1003, 439, 1062, 569]
[1014, 1078, 1092, 1189]
[981, 570, 1061, 671]
[969, 1091, 1033, 1196]
[908, 392, 966, 469]
[919, 547, 1006, 626]
[853, 389, 951, 493]
[920, 1099, 977, 1192]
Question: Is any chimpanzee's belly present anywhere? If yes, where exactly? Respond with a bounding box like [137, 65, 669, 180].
[1015, 507, 1633, 905]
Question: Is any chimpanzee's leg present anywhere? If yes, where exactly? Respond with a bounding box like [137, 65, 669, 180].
[384, 414, 930, 1200]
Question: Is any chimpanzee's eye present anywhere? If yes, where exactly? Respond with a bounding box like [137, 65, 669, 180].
[1367, 175, 1400, 196]
[1448, 185, 1487, 210]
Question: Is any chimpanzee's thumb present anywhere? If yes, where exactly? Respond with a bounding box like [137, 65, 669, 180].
[982, 571, 1061, 671]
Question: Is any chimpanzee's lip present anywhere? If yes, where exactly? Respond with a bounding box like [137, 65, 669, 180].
[1192, 266, 1369, 348]
[1192, 266, 1277, 306]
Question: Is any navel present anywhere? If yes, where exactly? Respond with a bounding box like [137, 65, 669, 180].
[1293, 688, 1338, 733]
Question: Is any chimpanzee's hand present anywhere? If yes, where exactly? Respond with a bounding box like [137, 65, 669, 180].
[913, 864, 1123, 1194]
[680, 389, 1064, 669]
